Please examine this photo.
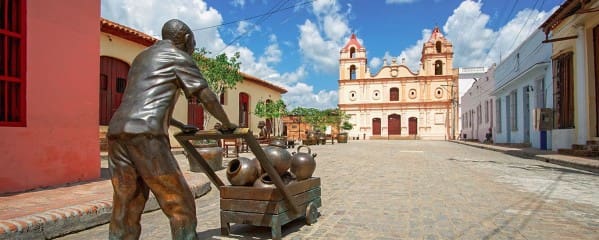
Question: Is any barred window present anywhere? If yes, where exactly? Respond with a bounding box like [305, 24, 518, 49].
[0, 0, 26, 126]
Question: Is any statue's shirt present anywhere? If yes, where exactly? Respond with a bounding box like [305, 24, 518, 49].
[108, 40, 207, 136]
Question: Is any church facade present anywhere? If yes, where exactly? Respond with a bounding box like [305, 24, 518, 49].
[338, 27, 459, 140]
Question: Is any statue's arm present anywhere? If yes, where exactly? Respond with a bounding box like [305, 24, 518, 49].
[170, 118, 199, 134]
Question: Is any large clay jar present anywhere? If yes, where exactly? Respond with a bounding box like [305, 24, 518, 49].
[226, 157, 261, 186]
[337, 132, 348, 143]
[188, 142, 223, 172]
[290, 145, 317, 181]
[261, 144, 291, 176]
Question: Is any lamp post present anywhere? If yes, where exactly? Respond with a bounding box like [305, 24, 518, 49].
[441, 84, 458, 140]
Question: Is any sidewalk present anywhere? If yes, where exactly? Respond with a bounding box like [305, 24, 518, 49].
[452, 140, 599, 174]
[0, 152, 211, 240]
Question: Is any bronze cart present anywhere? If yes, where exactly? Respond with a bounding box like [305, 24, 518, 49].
[175, 128, 321, 240]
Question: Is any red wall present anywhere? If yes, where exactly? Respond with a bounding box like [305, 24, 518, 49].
[0, 0, 101, 193]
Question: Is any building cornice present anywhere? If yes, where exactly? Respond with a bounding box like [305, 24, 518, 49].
[100, 18, 157, 47]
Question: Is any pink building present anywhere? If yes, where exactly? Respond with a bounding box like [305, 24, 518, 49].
[0, 0, 101, 193]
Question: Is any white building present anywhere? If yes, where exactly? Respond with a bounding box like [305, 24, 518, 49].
[492, 30, 553, 149]
[338, 28, 459, 140]
[460, 65, 496, 142]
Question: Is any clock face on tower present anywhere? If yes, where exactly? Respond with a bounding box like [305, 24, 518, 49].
[391, 69, 398, 77]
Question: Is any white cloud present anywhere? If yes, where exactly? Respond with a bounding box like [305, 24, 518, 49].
[376, 0, 556, 75]
[298, 20, 341, 73]
[398, 29, 431, 72]
[443, 0, 495, 68]
[283, 83, 338, 109]
[235, 20, 260, 37]
[101, 0, 227, 51]
[298, 0, 351, 74]
[385, 0, 418, 4]
[260, 35, 282, 64]
[102, 0, 335, 110]
[231, 0, 245, 8]
[370, 57, 382, 70]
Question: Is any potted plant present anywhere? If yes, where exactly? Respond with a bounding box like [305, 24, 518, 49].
[254, 99, 287, 145]
[337, 121, 353, 143]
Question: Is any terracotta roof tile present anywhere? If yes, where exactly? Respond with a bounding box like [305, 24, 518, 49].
[100, 18, 157, 47]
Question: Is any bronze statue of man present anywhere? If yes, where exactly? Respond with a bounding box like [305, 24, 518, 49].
[106, 19, 235, 240]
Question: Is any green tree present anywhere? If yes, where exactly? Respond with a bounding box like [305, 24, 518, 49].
[192, 48, 242, 129]
[254, 99, 287, 136]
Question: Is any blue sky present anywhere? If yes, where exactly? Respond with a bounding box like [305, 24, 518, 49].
[101, 0, 562, 110]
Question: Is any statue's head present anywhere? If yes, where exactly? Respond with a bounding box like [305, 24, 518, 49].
[162, 19, 195, 55]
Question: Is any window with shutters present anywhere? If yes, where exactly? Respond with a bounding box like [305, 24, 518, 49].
[552, 52, 574, 129]
[496, 98, 502, 133]
[0, 0, 26, 126]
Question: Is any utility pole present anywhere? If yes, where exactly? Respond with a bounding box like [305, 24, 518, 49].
[441, 84, 458, 140]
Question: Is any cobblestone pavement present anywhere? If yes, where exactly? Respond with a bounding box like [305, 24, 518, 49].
[58, 140, 599, 239]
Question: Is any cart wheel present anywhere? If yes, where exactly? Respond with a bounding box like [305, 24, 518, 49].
[305, 202, 318, 225]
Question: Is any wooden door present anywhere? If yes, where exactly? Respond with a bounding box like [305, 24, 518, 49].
[388, 114, 401, 135]
[408, 117, 417, 135]
[239, 92, 249, 128]
[187, 97, 204, 130]
[372, 118, 381, 135]
[594, 25, 599, 136]
[100, 56, 129, 125]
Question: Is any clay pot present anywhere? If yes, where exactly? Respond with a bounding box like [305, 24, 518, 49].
[269, 137, 287, 148]
[226, 157, 261, 186]
[337, 132, 348, 143]
[253, 173, 275, 188]
[290, 145, 317, 181]
[253, 172, 295, 188]
[261, 145, 291, 176]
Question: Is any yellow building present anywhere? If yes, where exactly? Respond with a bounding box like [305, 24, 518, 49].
[99, 18, 286, 148]
[338, 28, 459, 140]
[540, 0, 599, 150]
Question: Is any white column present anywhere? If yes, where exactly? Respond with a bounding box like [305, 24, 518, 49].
[575, 25, 588, 144]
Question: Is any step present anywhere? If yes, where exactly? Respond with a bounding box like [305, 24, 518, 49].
[587, 140, 599, 145]
[559, 148, 599, 157]
[572, 144, 588, 150]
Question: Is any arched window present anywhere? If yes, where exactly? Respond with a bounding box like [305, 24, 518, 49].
[350, 47, 356, 58]
[435, 41, 442, 53]
[390, 87, 399, 101]
[350, 65, 356, 80]
[435, 60, 443, 75]
[239, 92, 250, 128]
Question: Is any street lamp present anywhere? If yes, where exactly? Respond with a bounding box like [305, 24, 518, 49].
[441, 84, 458, 140]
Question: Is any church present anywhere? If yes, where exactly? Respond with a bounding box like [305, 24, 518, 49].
[338, 27, 459, 140]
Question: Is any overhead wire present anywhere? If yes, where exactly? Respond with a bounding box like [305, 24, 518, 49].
[191, 0, 315, 32]
[483, 0, 520, 64]
[215, 0, 306, 54]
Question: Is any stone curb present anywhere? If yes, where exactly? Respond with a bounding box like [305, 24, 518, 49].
[451, 140, 599, 174]
[0, 181, 211, 240]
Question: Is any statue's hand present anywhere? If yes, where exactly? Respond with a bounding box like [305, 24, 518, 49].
[218, 123, 237, 134]
[181, 124, 200, 134]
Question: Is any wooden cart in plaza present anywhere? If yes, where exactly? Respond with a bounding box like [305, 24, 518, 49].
[175, 128, 321, 240]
